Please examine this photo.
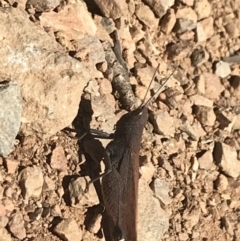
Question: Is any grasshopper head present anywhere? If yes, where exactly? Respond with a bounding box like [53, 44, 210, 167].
[116, 106, 148, 128]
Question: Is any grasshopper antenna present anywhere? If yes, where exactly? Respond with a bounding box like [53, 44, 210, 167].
[143, 66, 177, 108]
[140, 63, 160, 108]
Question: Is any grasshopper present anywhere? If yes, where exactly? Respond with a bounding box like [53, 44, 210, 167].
[83, 64, 175, 241]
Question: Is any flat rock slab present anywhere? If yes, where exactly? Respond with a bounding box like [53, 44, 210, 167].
[0, 81, 22, 157]
[0, 7, 90, 138]
[138, 178, 169, 241]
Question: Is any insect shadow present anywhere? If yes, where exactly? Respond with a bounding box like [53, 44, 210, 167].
[68, 95, 112, 240]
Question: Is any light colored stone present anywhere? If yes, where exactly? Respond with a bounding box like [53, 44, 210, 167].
[54, 218, 82, 241]
[135, 85, 151, 102]
[138, 178, 169, 241]
[130, 25, 145, 43]
[194, 0, 212, 20]
[179, 232, 189, 240]
[40, 0, 97, 37]
[196, 17, 214, 42]
[136, 4, 159, 29]
[198, 150, 215, 170]
[0, 228, 11, 241]
[215, 174, 228, 192]
[176, 7, 197, 22]
[43, 176, 56, 191]
[150, 110, 175, 136]
[190, 95, 213, 107]
[51, 204, 62, 217]
[215, 61, 231, 78]
[98, 78, 112, 95]
[5, 159, 19, 174]
[179, 30, 195, 40]
[0, 215, 8, 228]
[175, 18, 197, 33]
[214, 142, 240, 178]
[8, 211, 26, 240]
[140, 158, 155, 183]
[0, 7, 90, 138]
[203, 73, 224, 100]
[18, 166, 44, 199]
[151, 179, 171, 205]
[196, 75, 205, 94]
[2, 199, 14, 214]
[0, 203, 6, 216]
[136, 66, 155, 87]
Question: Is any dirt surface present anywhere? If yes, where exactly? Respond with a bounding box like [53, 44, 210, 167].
[1, 0, 240, 241]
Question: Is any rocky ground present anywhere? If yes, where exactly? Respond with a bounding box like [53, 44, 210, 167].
[0, 0, 240, 240]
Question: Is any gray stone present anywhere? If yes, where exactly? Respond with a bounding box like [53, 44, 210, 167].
[191, 49, 209, 66]
[136, 4, 159, 29]
[138, 178, 169, 241]
[196, 17, 214, 42]
[151, 179, 171, 205]
[27, 0, 61, 11]
[0, 81, 22, 157]
[175, 19, 197, 33]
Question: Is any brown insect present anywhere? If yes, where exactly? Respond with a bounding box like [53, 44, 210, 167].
[85, 64, 175, 241]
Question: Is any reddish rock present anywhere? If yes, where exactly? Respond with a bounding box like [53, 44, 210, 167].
[4, 159, 19, 174]
[202, 73, 224, 99]
[50, 145, 68, 171]
[40, 1, 97, 37]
